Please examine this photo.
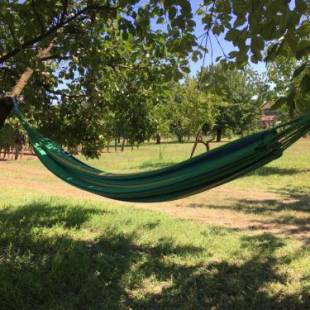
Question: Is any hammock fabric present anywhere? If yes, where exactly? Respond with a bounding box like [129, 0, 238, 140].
[15, 110, 310, 202]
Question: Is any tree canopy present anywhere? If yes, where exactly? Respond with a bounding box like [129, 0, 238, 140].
[0, 0, 309, 156]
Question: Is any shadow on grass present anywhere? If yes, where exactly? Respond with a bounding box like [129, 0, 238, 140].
[189, 187, 310, 213]
[0, 202, 308, 309]
[136, 161, 176, 170]
[188, 187, 310, 241]
[0, 202, 105, 229]
[249, 166, 305, 176]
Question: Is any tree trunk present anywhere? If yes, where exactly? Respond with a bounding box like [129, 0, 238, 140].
[9, 67, 34, 97]
[156, 134, 161, 144]
[190, 129, 215, 159]
[121, 138, 125, 152]
[0, 97, 15, 128]
[190, 129, 202, 159]
[204, 136, 215, 152]
[0, 42, 54, 127]
[177, 134, 183, 143]
[107, 139, 110, 152]
[0, 67, 34, 128]
[216, 127, 222, 142]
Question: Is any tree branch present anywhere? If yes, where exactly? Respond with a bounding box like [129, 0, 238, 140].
[43, 85, 87, 99]
[0, 4, 117, 64]
[40, 54, 72, 61]
[60, 0, 69, 23]
[7, 40, 55, 97]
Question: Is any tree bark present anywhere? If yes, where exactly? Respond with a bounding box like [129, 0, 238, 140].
[107, 139, 110, 152]
[190, 129, 214, 159]
[121, 138, 125, 152]
[8, 67, 34, 97]
[156, 134, 161, 144]
[114, 137, 117, 152]
[0, 97, 15, 128]
[190, 129, 202, 159]
[0, 43, 54, 127]
[177, 134, 183, 143]
[216, 127, 222, 142]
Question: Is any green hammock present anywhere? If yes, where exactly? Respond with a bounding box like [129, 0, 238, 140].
[15, 109, 310, 202]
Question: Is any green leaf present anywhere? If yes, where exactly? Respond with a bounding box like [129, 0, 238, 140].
[292, 63, 307, 79]
[296, 40, 310, 59]
[271, 97, 287, 110]
[191, 50, 202, 62]
[300, 73, 310, 94]
[212, 24, 224, 35]
[157, 17, 165, 24]
[296, 22, 310, 37]
[295, 0, 307, 12]
[228, 51, 238, 59]
[196, 8, 204, 16]
[168, 6, 177, 19]
[180, 66, 190, 74]
[225, 29, 239, 42]
[265, 43, 280, 62]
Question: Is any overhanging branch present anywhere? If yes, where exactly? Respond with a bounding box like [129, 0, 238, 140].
[0, 4, 118, 64]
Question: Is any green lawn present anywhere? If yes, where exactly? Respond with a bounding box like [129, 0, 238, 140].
[0, 139, 309, 309]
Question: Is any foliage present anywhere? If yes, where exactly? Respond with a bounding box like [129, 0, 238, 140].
[265, 15, 310, 115]
[163, 79, 218, 142]
[199, 0, 308, 65]
[268, 57, 310, 116]
[0, 122, 26, 161]
[0, 0, 197, 156]
[199, 64, 269, 140]
[0, 123, 16, 150]
[0, 0, 308, 155]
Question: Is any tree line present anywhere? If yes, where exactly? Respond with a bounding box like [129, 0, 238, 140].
[0, 61, 291, 158]
[0, 1, 309, 158]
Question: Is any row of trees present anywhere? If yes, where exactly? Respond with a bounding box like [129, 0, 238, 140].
[0, 124, 25, 160]
[152, 66, 267, 145]
[41, 63, 272, 153]
[0, 1, 309, 158]
[0, 58, 304, 157]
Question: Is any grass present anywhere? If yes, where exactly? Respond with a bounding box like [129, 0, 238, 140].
[0, 139, 309, 309]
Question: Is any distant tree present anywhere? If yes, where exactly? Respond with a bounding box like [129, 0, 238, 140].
[150, 95, 172, 144]
[0, 1, 307, 156]
[0, 123, 25, 160]
[267, 56, 310, 116]
[164, 79, 217, 143]
[199, 64, 269, 141]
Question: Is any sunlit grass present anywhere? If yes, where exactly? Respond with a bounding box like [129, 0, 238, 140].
[0, 138, 309, 309]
